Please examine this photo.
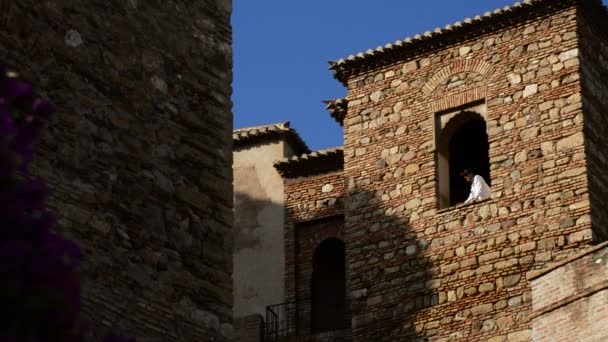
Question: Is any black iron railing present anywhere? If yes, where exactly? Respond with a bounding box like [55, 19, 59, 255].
[265, 301, 297, 340]
[265, 301, 351, 341]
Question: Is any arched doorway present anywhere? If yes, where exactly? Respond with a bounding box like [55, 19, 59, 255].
[437, 111, 490, 208]
[310, 238, 346, 333]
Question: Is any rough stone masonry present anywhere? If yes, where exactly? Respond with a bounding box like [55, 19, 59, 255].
[0, 0, 233, 341]
[323, 0, 608, 340]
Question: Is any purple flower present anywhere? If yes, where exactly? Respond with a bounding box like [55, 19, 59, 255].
[103, 335, 137, 342]
[0, 106, 17, 135]
[0, 64, 132, 342]
[0, 178, 48, 211]
[0, 76, 20, 100]
[32, 99, 54, 119]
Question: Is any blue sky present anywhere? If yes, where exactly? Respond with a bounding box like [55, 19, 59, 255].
[232, 0, 606, 151]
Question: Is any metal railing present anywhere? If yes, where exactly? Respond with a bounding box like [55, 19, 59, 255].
[266, 301, 297, 340]
[265, 301, 351, 342]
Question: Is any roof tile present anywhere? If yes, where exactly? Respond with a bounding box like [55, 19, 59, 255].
[233, 121, 310, 154]
[274, 146, 343, 178]
[328, 0, 587, 85]
[323, 98, 348, 126]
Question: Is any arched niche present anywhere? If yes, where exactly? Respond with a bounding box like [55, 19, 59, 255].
[436, 104, 490, 208]
[310, 237, 347, 333]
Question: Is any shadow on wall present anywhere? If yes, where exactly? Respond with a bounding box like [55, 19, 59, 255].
[233, 187, 437, 341]
[347, 188, 434, 342]
[234, 190, 265, 251]
[78, 198, 231, 341]
[233, 189, 286, 337]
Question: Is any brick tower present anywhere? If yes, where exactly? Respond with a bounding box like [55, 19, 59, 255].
[322, 0, 608, 340]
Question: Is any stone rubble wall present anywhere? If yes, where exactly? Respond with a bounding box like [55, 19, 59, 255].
[578, 1, 608, 242]
[0, 0, 233, 340]
[283, 171, 345, 312]
[341, 3, 597, 341]
[293, 216, 348, 336]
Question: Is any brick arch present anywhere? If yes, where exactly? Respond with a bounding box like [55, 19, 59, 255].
[422, 59, 495, 96]
[308, 224, 344, 251]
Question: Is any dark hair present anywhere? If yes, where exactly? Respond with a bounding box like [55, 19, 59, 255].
[461, 169, 473, 177]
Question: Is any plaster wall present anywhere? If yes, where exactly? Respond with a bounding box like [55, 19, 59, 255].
[234, 141, 289, 318]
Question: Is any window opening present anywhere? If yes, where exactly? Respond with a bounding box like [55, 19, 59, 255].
[310, 238, 346, 333]
[449, 119, 490, 205]
[437, 107, 490, 208]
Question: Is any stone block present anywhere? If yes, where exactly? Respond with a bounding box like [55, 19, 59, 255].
[556, 132, 584, 151]
[479, 282, 495, 292]
[471, 303, 493, 316]
[322, 184, 334, 193]
[402, 60, 418, 73]
[504, 274, 521, 288]
[523, 84, 538, 97]
[480, 251, 500, 263]
[558, 48, 579, 62]
[508, 296, 523, 308]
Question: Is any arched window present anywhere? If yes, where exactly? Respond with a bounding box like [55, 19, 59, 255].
[310, 238, 346, 333]
[437, 110, 490, 208]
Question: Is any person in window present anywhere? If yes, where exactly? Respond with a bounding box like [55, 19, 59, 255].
[462, 169, 491, 204]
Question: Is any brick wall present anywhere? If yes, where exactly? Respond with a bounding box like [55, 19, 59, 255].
[529, 242, 608, 342]
[283, 171, 346, 332]
[335, 1, 603, 340]
[1, 0, 233, 340]
[294, 216, 348, 335]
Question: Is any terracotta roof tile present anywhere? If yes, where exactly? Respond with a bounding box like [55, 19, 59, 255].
[322, 99, 348, 126]
[233, 121, 310, 154]
[328, 0, 593, 85]
[274, 146, 343, 178]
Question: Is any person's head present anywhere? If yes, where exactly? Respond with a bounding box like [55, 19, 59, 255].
[461, 169, 474, 182]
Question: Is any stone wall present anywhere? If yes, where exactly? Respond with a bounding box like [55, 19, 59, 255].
[336, 1, 601, 340]
[284, 170, 345, 308]
[283, 169, 346, 335]
[529, 242, 608, 341]
[1, 0, 233, 340]
[578, 0, 608, 241]
[293, 215, 348, 335]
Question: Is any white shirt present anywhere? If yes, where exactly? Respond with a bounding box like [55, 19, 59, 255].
[464, 175, 491, 204]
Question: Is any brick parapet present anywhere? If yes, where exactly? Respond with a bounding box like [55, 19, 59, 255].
[530, 244, 608, 341]
[528, 240, 608, 281]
